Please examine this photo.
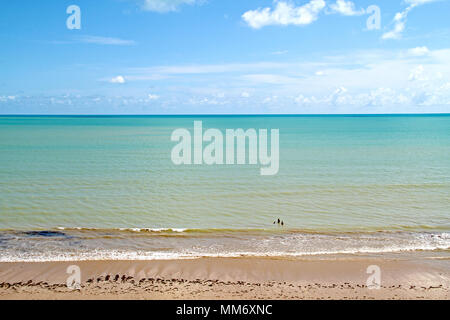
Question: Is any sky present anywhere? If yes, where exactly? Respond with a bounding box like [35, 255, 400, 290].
[0, 0, 450, 114]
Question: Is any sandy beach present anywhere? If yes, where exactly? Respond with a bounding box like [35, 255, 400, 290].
[0, 256, 448, 300]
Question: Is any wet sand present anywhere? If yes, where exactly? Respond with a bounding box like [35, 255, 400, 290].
[0, 257, 448, 300]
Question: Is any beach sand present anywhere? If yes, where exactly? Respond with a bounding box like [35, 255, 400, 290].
[0, 256, 448, 300]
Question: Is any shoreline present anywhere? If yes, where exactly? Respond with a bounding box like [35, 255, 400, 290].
[1, 228, 449, 263]
[0, 256, 448, 300]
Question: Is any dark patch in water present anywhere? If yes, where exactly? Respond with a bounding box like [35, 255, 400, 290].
[0, 233, 12, 245]
[24, 231, 67, 238]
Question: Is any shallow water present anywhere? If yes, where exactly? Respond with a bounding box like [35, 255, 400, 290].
[0, 115, 449, 261]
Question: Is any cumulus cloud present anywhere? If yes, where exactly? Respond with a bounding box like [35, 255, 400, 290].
[382, 0, 438, 40]
[292, 85, 446, 109]
[329, 86, 349, 105]
[263, 95, 278, 103]
[142, 0, 199, 13]
[294, 94, 314, 104]
[408, 46, 430, 56]
[329, 0, 365, 16]
[409, 65, 427, 81]
[242, 0, 326, 29]
[187, 96, 228, 106]
[110, 76, 126, 84]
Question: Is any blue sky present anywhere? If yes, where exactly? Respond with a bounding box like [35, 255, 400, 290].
[1, 0, 450, 114]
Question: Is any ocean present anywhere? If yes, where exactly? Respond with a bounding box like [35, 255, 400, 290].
[0, 115, 449, 261]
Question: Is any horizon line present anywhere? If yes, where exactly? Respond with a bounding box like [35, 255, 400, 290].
[0, 113, 449, 117]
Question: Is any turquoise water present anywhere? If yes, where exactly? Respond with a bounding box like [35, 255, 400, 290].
[0, 115, 449, 261]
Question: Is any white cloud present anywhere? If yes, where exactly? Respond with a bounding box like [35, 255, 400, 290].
[142, 0, 198, 13]
[382, 9, 409, 40]
[148, 94, 160, 100]
[405, 0, 438, 5]
[328, 86, 349, 105]
[409, 65, 428, 81]
[291, 85, 445, 109]
[128, 62, 286, 76]
[0, 95, 16, 102]
[382, 0, 439, 40]
[110, 76, 126, 84]
[76, 36, 136, 46]
[94, 48, 450, 112]
[242, 0, 326, 29]
[263, 95, 278, 103]
[187, 96, 228, 106]
[408, 46, 430, 56]
[294, 94, 313, 104]
[329, 0, 365, 16]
